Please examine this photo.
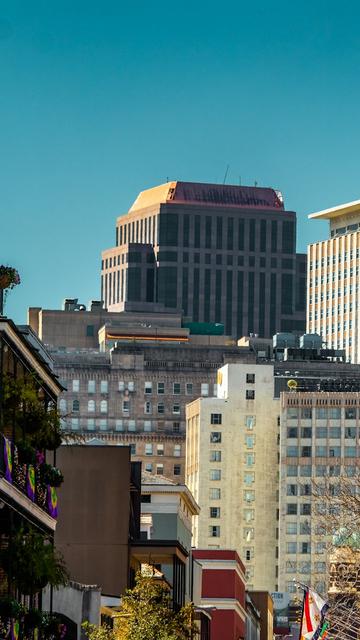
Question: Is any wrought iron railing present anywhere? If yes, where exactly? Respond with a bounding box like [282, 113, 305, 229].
[0, 434, 56, 519]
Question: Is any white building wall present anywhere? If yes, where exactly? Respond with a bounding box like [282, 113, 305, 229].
[186, 363, 280, 592]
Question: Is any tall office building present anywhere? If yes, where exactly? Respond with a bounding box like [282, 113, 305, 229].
[307, 199, 360, 362]
[278, 389, 360, 598]
[101, 181, 306, 338]
[186, 346, 360, 592]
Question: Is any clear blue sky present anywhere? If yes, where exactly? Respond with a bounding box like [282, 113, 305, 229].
[2, 0, 360, 323]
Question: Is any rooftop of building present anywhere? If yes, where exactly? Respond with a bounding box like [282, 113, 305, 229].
[128, 180, 285, 213]
[308, 199, 360, 220]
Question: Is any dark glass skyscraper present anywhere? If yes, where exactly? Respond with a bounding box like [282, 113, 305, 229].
[101, 181, 306, 338]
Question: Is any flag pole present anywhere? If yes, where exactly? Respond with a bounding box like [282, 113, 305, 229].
[297, 584, 307, 640]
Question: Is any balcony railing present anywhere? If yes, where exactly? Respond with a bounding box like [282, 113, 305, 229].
[0, 434, 57, 519]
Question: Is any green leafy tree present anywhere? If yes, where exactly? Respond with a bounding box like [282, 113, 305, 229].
[83, 573, 197, 640]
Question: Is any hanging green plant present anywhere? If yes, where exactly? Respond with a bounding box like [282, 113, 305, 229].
[23, 608, 43, 631]
[39, 463, 64, 488]
[0, 596, 24, 620]
[16, 439, 36, 465]
[0, 526, 69, 596]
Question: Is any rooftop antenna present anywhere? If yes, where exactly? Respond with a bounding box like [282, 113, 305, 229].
[223, 164, 230, 184]
[254, 180, 258, 187]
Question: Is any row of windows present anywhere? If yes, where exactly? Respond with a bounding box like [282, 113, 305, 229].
[287, 407, 358, 419]
[286, 541, 311, 554]
[287, 426, 358, 438]
[286, 445, 358, 457]
[63, 398, 184, 416]
[286, 503, 311, 515]
[286, 522, 312, 534]
[287, 464, 358, 477]
[310, 250, 360, 268]
[63, 417, 182, 434]
[144, 443, 181, 456]
[144, 462, 181, 476]
[67, 379, 213, 396]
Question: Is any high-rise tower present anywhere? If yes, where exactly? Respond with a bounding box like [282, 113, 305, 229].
[307, 199, 360, 362]
[102, 181, 306, 338]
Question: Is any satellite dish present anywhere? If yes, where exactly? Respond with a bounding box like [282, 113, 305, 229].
[287, 379, 298, 390]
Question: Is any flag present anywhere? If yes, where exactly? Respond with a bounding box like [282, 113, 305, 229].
[317, 621, 329, 640]
[3, 437, 12, 483]
[300, 588, 329, 640]
[26, 464, 35, 501]
[47, 485, 58, 518]
[10, 620, 20, 640]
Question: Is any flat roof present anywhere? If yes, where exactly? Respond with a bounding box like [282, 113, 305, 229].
[308, 199, 360, 220]
[128, 181, 285, 212]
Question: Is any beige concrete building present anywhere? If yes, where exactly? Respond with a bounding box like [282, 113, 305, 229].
[307, 199, 360, 362]
[278, 390, 360, 598]
[29, 302, 253, 482]
[186, 363, 280, 592]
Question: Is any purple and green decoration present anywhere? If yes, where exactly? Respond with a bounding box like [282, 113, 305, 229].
[3, 437, 12, 483]
[10, 620, 20, 640]
[47, 485, 58, 518]
[26, 465, 36, 502]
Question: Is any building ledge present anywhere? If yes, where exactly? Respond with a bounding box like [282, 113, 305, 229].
[0, 477, 56, 532]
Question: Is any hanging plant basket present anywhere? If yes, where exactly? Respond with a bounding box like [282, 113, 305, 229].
[0, 266, 21, 291]
[39, 463, 64, 488]
[0, 596, 23, 620]
[16, 439, 36, 465]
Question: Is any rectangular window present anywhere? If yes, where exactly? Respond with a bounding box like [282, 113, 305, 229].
[156, 464, 164, 475]
[210, 507, 221, 518]
[186, 383, 193, 395]
[246, 373, 255, 384]
[174, 464, 181, 476]
[209, 526, 220, 537]
[174, 444, 181, 457]
[99, 419, 107, 431]
[246, 390, 255, 400]
[210, 451, 221, 462]
[210, 432, 221, 443]
[88, 380, 96, 393]
[157, 382, 165, 394]
[144, 381, 152, 394]
[216, 217, 223, 249]
[157, 444, 164, 456]
[201, 383, 209, 396]
[87, 419, 95, 431]
[115, 419, 123, 431]
[205, 216, 212, 249]
[145, 444, 153, 456]
[287, 522, 297, 534]
[209, 488, 221, 500]
[100, 380, 108, 394]
[144, 401, 152, 415]
[72, 380, 80, 392]
[144, 420, 152, 432]
[157, 403, 165, 414]
[210, 469, 221, 480]
[118, 381, 125, 391]
[287, 504, 297, 515]
[227, 217, 234, 250]
[122, 400, 130, 414]
[245, 416, 255, 429]
[287, 446, 298, 457]
[287, 542, 297, 554]
[173, 382, 181, 395]
[211, 413, 222, 425]
[172, 404, 180, 414]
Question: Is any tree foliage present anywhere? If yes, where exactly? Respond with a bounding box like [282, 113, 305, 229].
[83, 573, 197, 640]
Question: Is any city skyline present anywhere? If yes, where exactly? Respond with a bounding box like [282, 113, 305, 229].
[2, 1, 360, 322]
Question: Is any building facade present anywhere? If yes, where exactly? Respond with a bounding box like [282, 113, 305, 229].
[307, 199, 360, 363]
[29, 302, 252, 483]
[191, 549, 246, 640]
[186, 350, 360, 593]
[101, 181, 306, 338]
[186, 363, 280, 592]
[278, 390, 360, 598]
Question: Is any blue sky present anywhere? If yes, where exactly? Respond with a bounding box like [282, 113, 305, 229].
[1, 0, 360, 322]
